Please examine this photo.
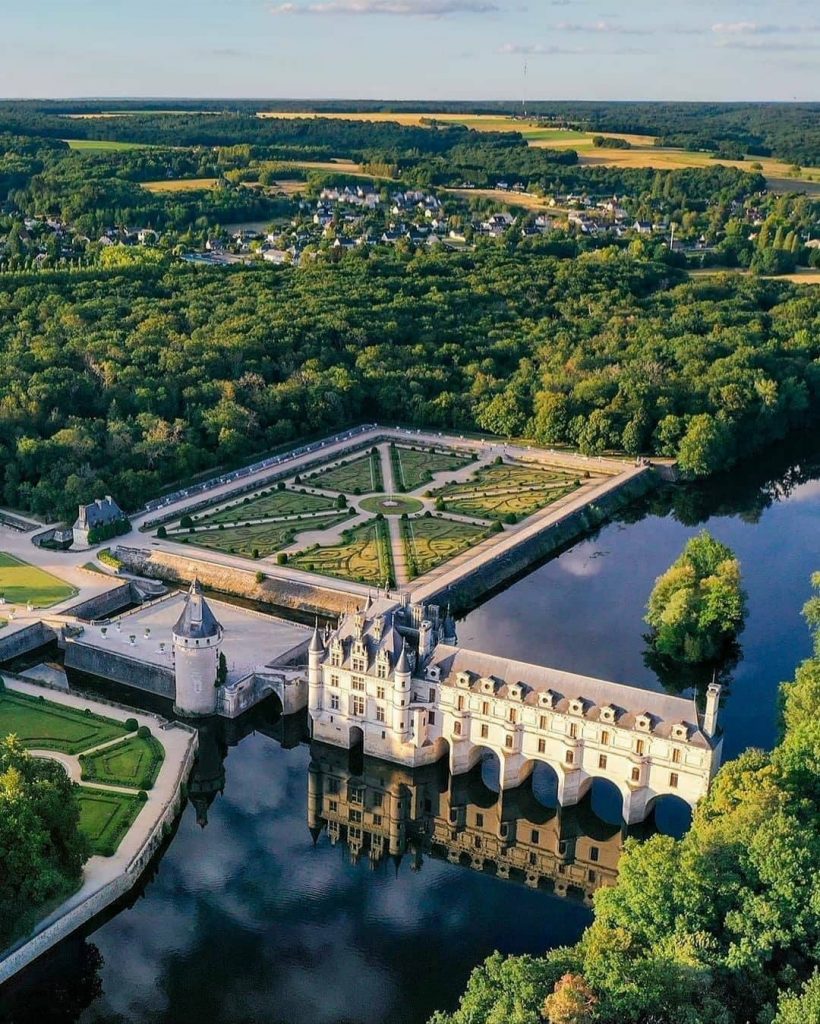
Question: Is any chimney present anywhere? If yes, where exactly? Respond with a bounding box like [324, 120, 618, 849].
[703, 683, 721, 740]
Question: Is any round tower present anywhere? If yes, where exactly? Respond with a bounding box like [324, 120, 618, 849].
[172, 579, 222, 717]
[392, 640, 412, 742]
[308, 621, 324, 722]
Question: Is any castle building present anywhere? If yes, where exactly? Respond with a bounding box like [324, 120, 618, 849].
[172, 579, 223, 718]
[308, 597, 723, 824]
[72, 494, 127, 548]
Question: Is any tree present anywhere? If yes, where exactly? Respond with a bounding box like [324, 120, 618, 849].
[645, 531, 746, 663]
[543, 974, 598, 1024]
[215, 651, 227, 687]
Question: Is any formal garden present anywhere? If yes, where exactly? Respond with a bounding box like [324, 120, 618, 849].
[401, 515, 492, 578]
[75, 788, 145, 858]
[390, 445, 474, 492]
[289, 519, 395, 586]
[79, 731, 165, 791]
[0, 552, 76, 608]
[177, 510, 353, 560]
[306, 449, 384, 494]
[187, 486, 340, 526]
[0, 690, 130, 754]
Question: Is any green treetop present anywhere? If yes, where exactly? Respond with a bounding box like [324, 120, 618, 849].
[645, 531, 747, 663]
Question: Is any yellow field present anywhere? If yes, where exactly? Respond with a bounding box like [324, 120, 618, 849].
[689, 267, 820, 286]
[141, 178, 218, 192]
[444, 187, 552, 211]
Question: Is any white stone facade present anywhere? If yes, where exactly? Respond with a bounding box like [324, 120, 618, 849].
[308, 600, 723, 824]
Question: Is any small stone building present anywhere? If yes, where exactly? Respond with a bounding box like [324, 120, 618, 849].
[72, 495, 127, 548]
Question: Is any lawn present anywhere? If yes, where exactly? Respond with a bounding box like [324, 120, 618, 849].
[76, 788, 145, 857]
[308, 451, 384, 494]
[141, 178, 219, 193]
[192, 487, 338, 526]
[0, 552, 76, 607]
[391, 446, 473, 492]
[0, 691, 129, 754]
[402, 516, 490, 579]
[290, 519, 394, 585]
[80, 733, 165, 790]
[359, 495, 424, 516]
[183, 511, 351, 559]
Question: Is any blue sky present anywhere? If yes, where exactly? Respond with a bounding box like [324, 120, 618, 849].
[2, 0, 818, 101]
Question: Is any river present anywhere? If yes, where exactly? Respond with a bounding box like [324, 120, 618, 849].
[1, 437, 818, 1024]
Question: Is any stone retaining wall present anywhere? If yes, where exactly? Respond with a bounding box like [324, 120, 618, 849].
[0, 622, 57, 664]
[63, 642, 175, 699]
[115, 546, 355, 617]
[63, 583, 134, 622]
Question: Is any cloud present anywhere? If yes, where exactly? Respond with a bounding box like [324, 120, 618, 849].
[716, 38, 820, 51]
[270, 0, 499, 14]
[497, 41, 648, 56]
[555, 18, 649, 34]
[711, 21, 776, 34]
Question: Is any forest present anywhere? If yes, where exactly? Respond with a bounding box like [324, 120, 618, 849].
[3, 99, 816, 165]
[0, 246, 817, 521]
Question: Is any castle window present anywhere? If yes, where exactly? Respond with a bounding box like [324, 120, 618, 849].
[481, 724, 489, 739]
[352, 657, 366, 673]
[377, 662, 388, 679]
[352, 696, 365, 717]
[454, 722, 462, 736]
[598, 754, 608, 769]
[482, 700, 490, 716]
[329, 800, 338, 813]
[330, 694, 340, 711]
[457, 695, 465, 712]
[429, 712, 436, 726]
[373, 814, 383, 827]
[631, 766, 640, 782]
[588, 870, 596, 883]
[474, 836, 482, 850]
[590, 846, 599, 863]
[475, 812, 484, 827]
[508, 707, 517, 724]
[601, 729, 610, 745]
[531, 829, 540, 844]
[670, 772, 679, 789]
[329, 778, 340, 794]
[330, 673, 340, 688]
[373, 792, 383, 808]
[569, 723, 579, 740]
[377, 686, 385, 700]
[349, 809, 362, 823]
[565, 750, 574, 765]
[429, 687, 435, 701]
[350, 786, 364, 805]
[505, 735, 513, 749]
[672, 748, 681, 765]
[539, 715, 548, 730]
[635, 739, 645, 756]
[376, 706, 385, 723]
[352, 677, 365, 693]
[537, 738, 546, 753]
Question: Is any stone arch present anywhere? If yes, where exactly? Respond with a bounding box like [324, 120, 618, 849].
[469, 744, 504, 793]
[645, 792, 694, 838]
[348, 724, 364, 749]
[521, 757, 561, 809]
[586, 776, 628, 825]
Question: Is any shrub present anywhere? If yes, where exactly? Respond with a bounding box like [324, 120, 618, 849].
[124, 717, 138, 732]
[276, 553, 288, 565]
[494, 455, 503, 465]
[137, 725, 151, 739]
[180, 514, 193, 528]
[277, 481, 285, 490]
[353, 487, 361, 496]
[252, 548, 260, 560]
[156, 525, 167, 539]
[424, 510, 432, 519]
[138, 790, 148, 802]
[255, 571, 265, 584]
[490, 520, 504, 534]
[294, 475, 301, 484]
[504, 512, 518, 525]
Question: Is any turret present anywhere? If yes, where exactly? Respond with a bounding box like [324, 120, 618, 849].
[703, 683, 721, 740]
[392, 640, 412, 741]
[172, 580, 222, 717]
[442, 606, 458, 646]
[308, 620, 324, 719]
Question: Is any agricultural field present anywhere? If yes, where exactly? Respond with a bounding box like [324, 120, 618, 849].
[63, 138, 152, 151]
[76, 788, 144, 857]
[391, 445, 473, 492]
[192, 487, 339, 526]
[308, 451, 384, 494]
[290, 519, 394, 585]
[402, 516, 490, 579]
[141, 178, 218, 193]
[0, 552, 77, 607]
[182, 511, 351, 560]
[0, 691, 129, 754]
[80, 732, 165, 790]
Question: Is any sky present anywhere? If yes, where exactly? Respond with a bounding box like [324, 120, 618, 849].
[2, 0, 819, 102]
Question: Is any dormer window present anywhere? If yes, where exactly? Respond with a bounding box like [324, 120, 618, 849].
[480, 677, 496, 695]
[508, 684, 525, 702]
[671, 723, 689, 741]
[600, 704, 616, 723]
[635, 713, 652, 733]
[456, 672, 472, 689]
[569, 699, 586, 717]
[538, 691, 557, 709]
[426, 666, 441, 682]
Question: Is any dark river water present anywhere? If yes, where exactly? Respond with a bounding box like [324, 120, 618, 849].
[1, 437, 819, 1024]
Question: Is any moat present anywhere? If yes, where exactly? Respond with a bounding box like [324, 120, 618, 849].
[1, 437, 818, 1024]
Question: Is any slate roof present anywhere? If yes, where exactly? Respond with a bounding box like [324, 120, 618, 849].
[75, 495, 124, 530]
[173, 580, 221, 640]
[427, 645, 709, 747]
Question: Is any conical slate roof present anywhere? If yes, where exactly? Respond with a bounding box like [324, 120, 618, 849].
[395, 639, 411, 675]
[173, 579, 221, 640]
[309, 620, 324, 654]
